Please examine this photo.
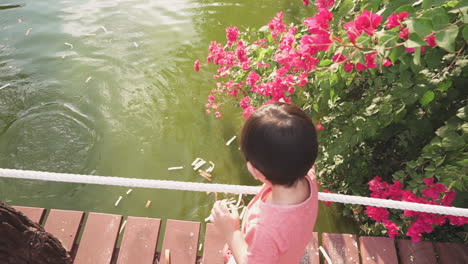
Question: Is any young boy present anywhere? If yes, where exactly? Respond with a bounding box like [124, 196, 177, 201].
[211, 102, 319, 264]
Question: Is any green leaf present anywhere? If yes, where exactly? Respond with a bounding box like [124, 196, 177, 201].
[463, 26, 468, 42]
[435, 25, 459, 53]
[313, 103, 319, 113]
[405, 33, 427, 48]
[319, 59, 333, 67]
[389, 45, 405, 62]
[432, 14, 450, 31]
[441, 132, 464, 151]
[456, 106, 468, 120]
[422, 0, 445, 9]
[420, 90, 435, 106]
[449, 6, 468, 23]
[413, 47, 421, 66]
[407, 18, 433, 38]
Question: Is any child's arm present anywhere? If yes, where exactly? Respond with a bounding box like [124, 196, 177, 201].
[211, 201, 248, 264]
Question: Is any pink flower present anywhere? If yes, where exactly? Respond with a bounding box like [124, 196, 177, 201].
[242, 105, 256, 118]
[236, 41, 248, 63]
[423, 177, 434, 186]
[215, 111, 222, 118]
[365, 206, 389, 222]
[441, 190, 456, 206]
[365, 52, 377, 68]
[322, 189, 332, 206]
[355, 10, 382, 36]
[304, 8, 333, 34]
[239, 96, 250, 109]
[226, 26, 239, 46]
[356, 62, 366, 71]
[385, 12, 409, 29]
[303, 0, 309, 6]
[332, 53, 346, 63]
[298, 72, 308, 87]
[382, 59, 392, 67]
[316, 123, 324, 131]
[344, 62, 353, 72]
[194, 59, 200, 72]
[405, 46, 426, 53]
[344, 21, 361, 43]
[268, 12, 287, 40]
[383, 220, 399, 238]
[425, 34, 436, 47]
[205, 109, 211, 114]
[398, 27, 409, 40]
[246, 71, 260, 86]
[208, 94, 215, 104]
[448, 215, 468, 226]
[315, 0, 334, 9]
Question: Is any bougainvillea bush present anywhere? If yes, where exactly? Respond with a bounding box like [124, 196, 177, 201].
[195, 0, 468, 242]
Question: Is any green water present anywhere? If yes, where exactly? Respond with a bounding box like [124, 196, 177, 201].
[0, 0, 355, 234]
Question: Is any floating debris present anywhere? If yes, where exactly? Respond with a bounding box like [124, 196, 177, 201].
[100, 25, 108, 33]
[145, 200, 152, 208]
[85, 76, 92, 83]
[83, 33, 96, 37]
[205, 161, 215, 173]
[119, 220, 127, 234]
[193, 160, 206, 170]
[64, 42, 73, 49]
[198, 170, 212, 181]
[133, 41, 139, 48]
[191, 157, 202, 166]
[168, 166, 184, 170]
[226, 136, 236, 146]
[18, 17, 22, 23]
[61, 55, 66, 59]
[126, 189, 133, 195]
[114, 196, 123, 207]
[0, 83, 11, 90]
[25, 28, 32, 36]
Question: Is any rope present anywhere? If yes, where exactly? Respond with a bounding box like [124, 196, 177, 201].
[0, 168, 467, 217]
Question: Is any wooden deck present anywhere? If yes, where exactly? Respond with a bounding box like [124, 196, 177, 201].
[12, 205, 468, 264]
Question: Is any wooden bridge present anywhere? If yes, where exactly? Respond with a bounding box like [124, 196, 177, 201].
[11, 205, 468, 264]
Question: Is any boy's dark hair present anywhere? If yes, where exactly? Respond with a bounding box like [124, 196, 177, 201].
[240, 103, 318, 186]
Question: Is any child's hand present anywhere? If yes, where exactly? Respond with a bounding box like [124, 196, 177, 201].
[211, 200, 241, 239]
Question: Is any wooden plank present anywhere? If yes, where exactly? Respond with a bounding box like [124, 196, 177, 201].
[116, 216, 161, 264]
[359, 236, 397, 264]
[74, 212, 122, 264]
[322, 233, 359, 264]
[201, 223, 225, 264]
[13, 206, 45, 224]
[303, 232, 319, 264]
[160, 219, 200, 264]
[43, 209, 84, 252]
[397, 240, 436, 264]
[434, 242, 468, 264]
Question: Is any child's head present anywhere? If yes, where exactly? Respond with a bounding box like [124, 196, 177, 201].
[240, 103, 318, 187]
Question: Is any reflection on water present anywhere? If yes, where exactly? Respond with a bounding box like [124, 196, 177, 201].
[0, 0, 356, 234]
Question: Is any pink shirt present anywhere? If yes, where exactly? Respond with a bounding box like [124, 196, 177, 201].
[239, 170, 318, 264]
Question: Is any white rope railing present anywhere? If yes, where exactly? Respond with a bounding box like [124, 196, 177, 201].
[0, 168, 467, 217]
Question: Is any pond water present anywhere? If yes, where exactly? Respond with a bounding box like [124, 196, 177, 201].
[0, 0, 356, 237]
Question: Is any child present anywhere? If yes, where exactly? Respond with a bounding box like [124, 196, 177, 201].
[211, 102, 319, 264]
